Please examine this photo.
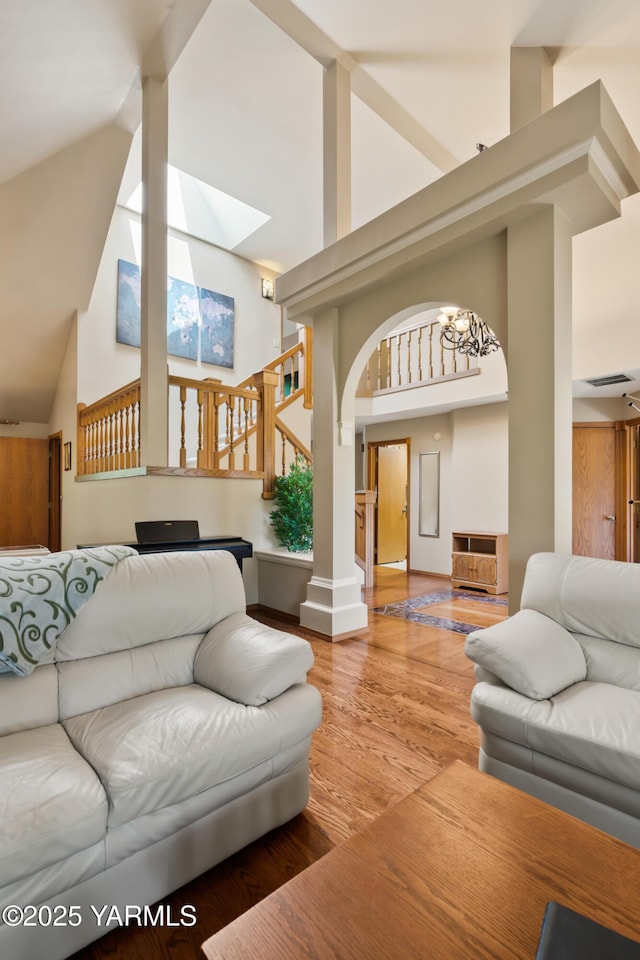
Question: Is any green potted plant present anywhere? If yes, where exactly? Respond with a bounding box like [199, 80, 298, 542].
[269, 455, 313, 553]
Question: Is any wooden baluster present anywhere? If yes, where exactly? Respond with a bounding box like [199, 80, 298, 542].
[97, 415, 103, 472]
[418, 327, 423, 381]
[407, 330, 413, 384]
[281, 430, 286, 475]
[124, 402, 131, 468]
[116, 407, 123, 470]
[228, 396, 236, 471]
[197, 390, 205, 469]
[213, 396, 220, 470]
[179, 386, 187, 468]
[429, 323, 434, 379]
[243, 397, 251, 471]
[108, 406, 114, 471]
[396, 333, 402, 387]
[90, 416, 96, 473]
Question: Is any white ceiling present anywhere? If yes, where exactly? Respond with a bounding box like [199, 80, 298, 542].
[3, 0, 640, 421]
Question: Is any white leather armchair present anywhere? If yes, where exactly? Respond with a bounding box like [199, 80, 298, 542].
[465, 552, 640, 848]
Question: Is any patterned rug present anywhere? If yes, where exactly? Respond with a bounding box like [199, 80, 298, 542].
[373, 589, 508, 635]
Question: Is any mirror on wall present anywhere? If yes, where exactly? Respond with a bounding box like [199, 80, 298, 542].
[419, 452, 440, 537]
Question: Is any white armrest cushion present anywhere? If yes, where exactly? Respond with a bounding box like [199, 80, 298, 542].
[464, 609, 587, 700]
[194, 612, 314, 706]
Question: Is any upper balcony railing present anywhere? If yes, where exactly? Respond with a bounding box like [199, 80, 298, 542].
[356, 317, 478, 397]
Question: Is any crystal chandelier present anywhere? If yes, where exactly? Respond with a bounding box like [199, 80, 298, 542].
[438, 306, 500, 358]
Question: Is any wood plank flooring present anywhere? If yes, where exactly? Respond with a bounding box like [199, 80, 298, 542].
[70, 569, 506, 960]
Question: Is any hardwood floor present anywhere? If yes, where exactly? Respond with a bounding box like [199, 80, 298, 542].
[70, 570, 506, 960]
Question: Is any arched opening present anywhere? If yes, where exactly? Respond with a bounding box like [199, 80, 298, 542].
[345, 300, 508, 588]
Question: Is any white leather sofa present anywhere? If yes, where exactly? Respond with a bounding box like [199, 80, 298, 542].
[0, 549, 321, 960]
[465, 552, 640, 848]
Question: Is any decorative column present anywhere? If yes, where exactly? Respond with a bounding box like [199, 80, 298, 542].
[507, 206, 573, 610]
[140, 75, 169, 466]
[299, 307, 368, 638]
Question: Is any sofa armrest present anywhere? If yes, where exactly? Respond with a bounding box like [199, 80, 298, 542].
[194, 612, 314, 706]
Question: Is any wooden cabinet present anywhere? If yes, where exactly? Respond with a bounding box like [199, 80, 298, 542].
[451, 532, 508, 594]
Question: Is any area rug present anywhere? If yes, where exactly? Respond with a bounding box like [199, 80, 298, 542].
[373, 589, 508, 635]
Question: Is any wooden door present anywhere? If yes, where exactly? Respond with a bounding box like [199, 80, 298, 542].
[0, 437, 50, 547]
[48, 434, 61, 552]
[572, 424, 616, 559]
[376, 443, 408, 564]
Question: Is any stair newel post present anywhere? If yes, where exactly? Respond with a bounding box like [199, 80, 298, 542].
[303, 325, 313, 409]
[77, 403, 86, 476]
[254, 369, 279, 498]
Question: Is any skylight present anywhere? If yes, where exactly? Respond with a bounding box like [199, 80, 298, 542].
[123, 165, 271, 251]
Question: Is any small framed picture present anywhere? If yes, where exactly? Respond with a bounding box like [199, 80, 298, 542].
[261, 278, 274, 301]
[64, 442, 72, 471]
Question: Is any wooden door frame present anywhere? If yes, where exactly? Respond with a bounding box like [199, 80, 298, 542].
[48, 431, 62, 553]
[367, 438, 411, 569]
[616, 416, 640, 562]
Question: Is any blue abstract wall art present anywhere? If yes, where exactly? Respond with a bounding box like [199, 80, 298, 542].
[116, 259, 234, 368]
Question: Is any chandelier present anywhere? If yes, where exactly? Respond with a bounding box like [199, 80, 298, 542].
[438, 306, 500, 358]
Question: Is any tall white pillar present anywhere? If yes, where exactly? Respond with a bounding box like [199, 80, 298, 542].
[300, 308, 368, 638]
[507, 206, 573, 610]
[323, 60, 351, 246]
[140, 76, 169, 466]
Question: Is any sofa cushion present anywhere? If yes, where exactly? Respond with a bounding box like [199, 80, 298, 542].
[63, 683, 321, 828]
[55, 550, 246, 662]
[0, 724, 108, 887]
[194, 612, 314, 706]
[465, 609, 587, 700]
[471, 680, 640, 794]
[521, 552, 640, 648]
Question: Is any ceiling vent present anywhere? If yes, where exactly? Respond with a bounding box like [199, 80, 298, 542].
[583, 373, 633, 388]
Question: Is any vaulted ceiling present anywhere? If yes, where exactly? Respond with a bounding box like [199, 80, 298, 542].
[2, 0, 640, 421]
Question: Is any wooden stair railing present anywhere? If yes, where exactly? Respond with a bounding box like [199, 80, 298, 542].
[77, 379, 141, 475]
[76, 328, 312, 496]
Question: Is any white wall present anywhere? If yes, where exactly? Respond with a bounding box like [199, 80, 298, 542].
[451, 403, 509, 533]
[572, 397, 637, 422]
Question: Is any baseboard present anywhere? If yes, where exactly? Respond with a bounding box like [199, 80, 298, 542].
[406, 568, 450, 579]
[250, 603, 300, 624]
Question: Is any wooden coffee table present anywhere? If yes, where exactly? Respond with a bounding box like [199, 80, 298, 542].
[201, 761, 640, 959]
